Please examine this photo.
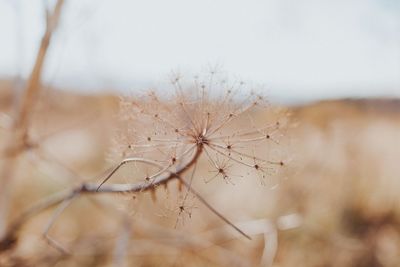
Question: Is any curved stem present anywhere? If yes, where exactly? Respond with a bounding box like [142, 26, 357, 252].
[0, 143, 251, 252]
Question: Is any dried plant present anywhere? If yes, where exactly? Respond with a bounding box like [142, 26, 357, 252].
[104, 72, 286, 188]
[0, 0, 65, 238]
[95, 71, 288, 237]
[0, 71, 289, 261]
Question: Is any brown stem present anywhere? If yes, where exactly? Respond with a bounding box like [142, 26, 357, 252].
[0, 0, 65, 238]
[177, 177, 252, 240]
[0, 144, 251, 252]
[16, 0, 65, 131]
[97, 143, 203, 192]
[0, 145, 201, 252]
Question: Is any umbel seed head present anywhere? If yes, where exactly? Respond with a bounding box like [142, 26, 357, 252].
[111, 71, 287, 187]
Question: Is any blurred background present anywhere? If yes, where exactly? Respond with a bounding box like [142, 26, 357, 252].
[1, 0, 399, 101]
[0, 0, 400, 266]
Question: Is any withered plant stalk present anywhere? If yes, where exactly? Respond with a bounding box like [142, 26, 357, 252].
[1, 72, 287, 258]
[0, 0, 65, 238]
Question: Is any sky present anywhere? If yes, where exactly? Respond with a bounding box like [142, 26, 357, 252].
[0, 0, 399, 103]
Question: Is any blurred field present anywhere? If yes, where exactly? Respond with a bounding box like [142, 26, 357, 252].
[1, 83, 400, 267]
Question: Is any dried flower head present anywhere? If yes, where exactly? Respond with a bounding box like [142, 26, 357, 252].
[109, 71, 287, 189]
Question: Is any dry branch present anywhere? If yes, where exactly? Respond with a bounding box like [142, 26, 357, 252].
[0, 144, 250, 253]
[0, 0, 65, 237]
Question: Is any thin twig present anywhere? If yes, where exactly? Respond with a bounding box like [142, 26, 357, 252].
[177, 177, 252, 240]
[43, 192, 78, 254]
[0, 144, 251, 252]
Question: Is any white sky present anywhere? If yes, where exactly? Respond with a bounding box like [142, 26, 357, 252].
[0, 0, 399, 102]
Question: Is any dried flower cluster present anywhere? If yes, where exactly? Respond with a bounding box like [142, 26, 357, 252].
[0, 71, 289, 256]
[107, 72, 287, 190]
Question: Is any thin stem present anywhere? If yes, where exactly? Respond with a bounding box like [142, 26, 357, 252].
[0, 0, 65, 238]
[96, 157, 171, 191]
[178, 177, 251, 240]
[0, 143, 252, 251]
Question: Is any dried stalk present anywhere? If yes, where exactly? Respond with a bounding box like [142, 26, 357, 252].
[0, 0, 65, 237]
[0, 144, 250, 253]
